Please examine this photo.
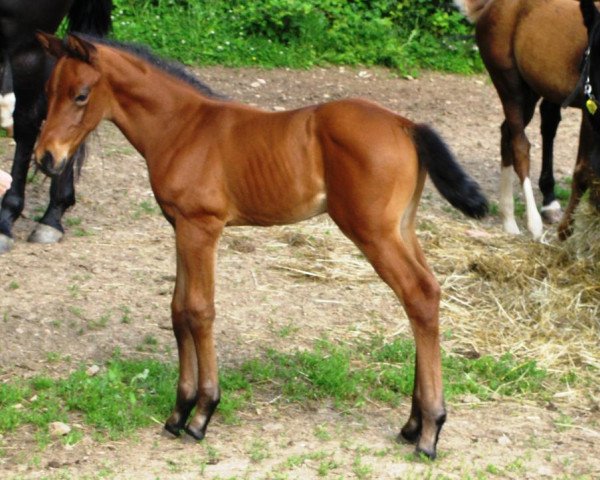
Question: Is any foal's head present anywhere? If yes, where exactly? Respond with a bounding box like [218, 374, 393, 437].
[35, 33, 105, 176]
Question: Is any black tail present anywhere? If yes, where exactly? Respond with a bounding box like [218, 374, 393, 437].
[413, 123, 488, 218]
[67, 0, 113, 36]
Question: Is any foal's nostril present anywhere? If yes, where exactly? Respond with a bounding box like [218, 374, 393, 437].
[39, 151, 56, 175]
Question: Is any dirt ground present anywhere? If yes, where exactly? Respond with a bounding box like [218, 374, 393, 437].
[0, 67, 598, 479]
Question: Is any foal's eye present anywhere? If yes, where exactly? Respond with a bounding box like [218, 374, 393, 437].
[74, 92, 89, 106]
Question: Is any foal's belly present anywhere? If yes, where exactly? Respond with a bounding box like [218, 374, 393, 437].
[226, 190, 327, 227]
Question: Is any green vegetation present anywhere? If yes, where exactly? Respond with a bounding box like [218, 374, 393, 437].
[0, 337, 547, 444]
[111, 0, 482, 73]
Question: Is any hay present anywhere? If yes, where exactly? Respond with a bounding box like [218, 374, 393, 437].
[222, 203, 599, 404]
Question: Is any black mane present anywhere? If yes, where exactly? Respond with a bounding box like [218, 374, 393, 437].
[78, 35, 226, 100]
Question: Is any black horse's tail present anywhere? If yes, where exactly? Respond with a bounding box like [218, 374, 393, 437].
[413, 123, 488, 218]
[67, 0, 113, 36]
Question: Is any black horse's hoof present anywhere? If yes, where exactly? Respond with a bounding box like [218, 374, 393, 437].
[27, 224, 63, 244]
[0, 234, 14, 254]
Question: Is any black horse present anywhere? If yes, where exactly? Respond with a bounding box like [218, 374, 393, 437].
[0, 0, 112, 253]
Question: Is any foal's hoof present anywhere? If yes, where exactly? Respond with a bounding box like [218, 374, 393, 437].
[183, 424, 207, 442]
[28, 224, 63, 244]
[0, 234, 14, 254]
[163, 422, 183, 438]
[415, 445, 437, 461]
[398, 419, 421, 444]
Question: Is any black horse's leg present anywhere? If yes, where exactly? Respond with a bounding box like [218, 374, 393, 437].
[28, 144, 82, 243]
[539, 99, 563, 224]
[0, 46, 47, 252]
[0, 42, 77, 252]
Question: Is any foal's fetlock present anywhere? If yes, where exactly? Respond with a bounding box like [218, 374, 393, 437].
[164, 395, 198, 437]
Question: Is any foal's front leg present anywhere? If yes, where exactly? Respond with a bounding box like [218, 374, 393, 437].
[165, 217, 224, 440]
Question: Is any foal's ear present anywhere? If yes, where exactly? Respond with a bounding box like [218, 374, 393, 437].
[581, 0, 600, 33]
[65, 34, 98, 64]
[36, 32, 65, 59]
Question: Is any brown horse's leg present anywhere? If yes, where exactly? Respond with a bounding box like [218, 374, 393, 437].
[165, 217, 223, 440]
[558, 116, 592, 240]
[496, 75, 541, 237]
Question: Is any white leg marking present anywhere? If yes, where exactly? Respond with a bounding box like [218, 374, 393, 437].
[540, 200, 562, 212]
[0, 92, 15, 129]
[522, 177, 543, 240]
[500, 166, 520, 234]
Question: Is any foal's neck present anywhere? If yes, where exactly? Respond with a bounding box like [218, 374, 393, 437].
[101, 47, 210, 163]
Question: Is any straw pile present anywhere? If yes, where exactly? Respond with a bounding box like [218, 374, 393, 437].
[223, 200, 599, 404]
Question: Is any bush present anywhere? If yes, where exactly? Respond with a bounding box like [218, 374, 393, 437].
[111, 0, 482, 73]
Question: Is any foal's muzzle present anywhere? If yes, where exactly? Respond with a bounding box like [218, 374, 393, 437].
[37, 151, 67, 177]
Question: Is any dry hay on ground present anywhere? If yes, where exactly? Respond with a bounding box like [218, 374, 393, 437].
[228, 205, 599, 406]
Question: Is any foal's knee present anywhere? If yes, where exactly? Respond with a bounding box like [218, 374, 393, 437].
[185, 302, 216, 332]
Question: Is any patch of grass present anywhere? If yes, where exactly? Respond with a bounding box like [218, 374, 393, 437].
[555, 177, 572, 206]
[514, 196, 526, 218]
[120, 306, 132, 324]
[72, 227, 93, 237]
[65, 217, 82, 227]
[132, 199, 161, 219]
[0, 337, 548, 443]
[136, 334, 159, 352]
[0, 356, 176, 440]
[248, 438, 270, 463]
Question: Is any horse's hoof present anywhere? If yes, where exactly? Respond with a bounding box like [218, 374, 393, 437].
[415, 445, 436, 461]
[398, 422, 421, 444]
[27, 224, 63, 244]
[541, 202, 563, 224]
[557, 223, 573, 241]
[163, 422, 182, 438]
[0, 234, 14, 254]
[183, 424, 206, 441]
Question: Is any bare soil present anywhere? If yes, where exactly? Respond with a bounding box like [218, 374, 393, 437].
[1, 67, 598, 479]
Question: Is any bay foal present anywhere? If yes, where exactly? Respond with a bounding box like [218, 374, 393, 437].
[34, 33, 487, 459]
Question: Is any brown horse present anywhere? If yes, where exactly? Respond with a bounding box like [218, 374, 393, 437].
[455, 0, 593, 240]
[34, 33, 488, 460]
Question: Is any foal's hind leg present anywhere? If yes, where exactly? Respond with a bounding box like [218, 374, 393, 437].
[165, 217, 223, 440]
[539, 100, 563, 224]
[395, 173, 440, 445]
[330, 199, 445, 458]
[363, 233, 444, 458]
